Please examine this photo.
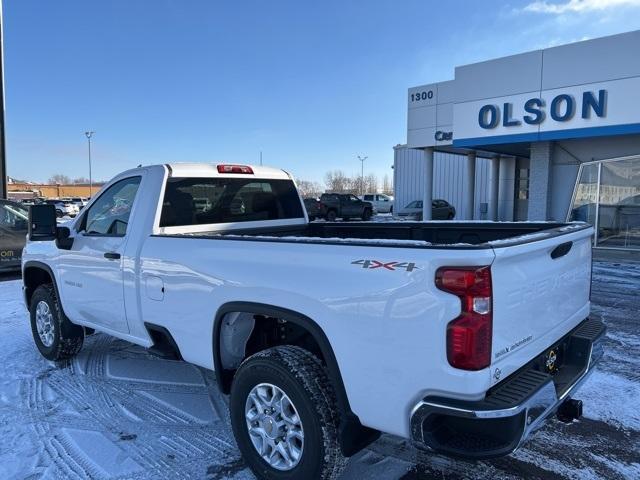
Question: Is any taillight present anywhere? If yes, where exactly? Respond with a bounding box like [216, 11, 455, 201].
[217, 164, 254, 174]
[435, 266, 492, 371]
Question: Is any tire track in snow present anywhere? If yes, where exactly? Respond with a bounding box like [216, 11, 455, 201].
[20, 332, 243, 479]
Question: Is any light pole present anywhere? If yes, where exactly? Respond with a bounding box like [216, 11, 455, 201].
[0, 2, 7, 199]
[357, 155, 367, 195]
[85, 131, 94, 197]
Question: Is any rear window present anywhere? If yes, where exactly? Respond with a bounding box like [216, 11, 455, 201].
[160, 177, 304, 227]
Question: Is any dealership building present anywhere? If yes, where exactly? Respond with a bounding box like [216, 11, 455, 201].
[395, 30, 640, 250]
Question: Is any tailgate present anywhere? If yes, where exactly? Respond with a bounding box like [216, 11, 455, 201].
[489, 225, 594, 382]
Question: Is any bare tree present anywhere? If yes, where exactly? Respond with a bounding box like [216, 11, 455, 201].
[296, 179, 324, 198]
[48, 174, 72, 185]
[382, 174, 393, 195]
[72, 177, 91, 185]
[324, 170, 351, 193]
[365, 173, 378, 194]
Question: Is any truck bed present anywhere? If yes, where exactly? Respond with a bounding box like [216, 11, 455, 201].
[159, 221, 589, 249]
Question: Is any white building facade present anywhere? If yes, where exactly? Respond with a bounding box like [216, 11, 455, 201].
[398, 30, 640, 250]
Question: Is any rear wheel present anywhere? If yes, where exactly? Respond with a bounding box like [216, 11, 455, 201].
[447, 212, 455, 220]
[362, 209, 372, 221]
[230, 346, 346, 480]
[29, 284, 84, 361]
[326, 210, 337, 222]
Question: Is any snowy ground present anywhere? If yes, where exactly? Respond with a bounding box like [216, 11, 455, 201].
[1, 261, 639, 479]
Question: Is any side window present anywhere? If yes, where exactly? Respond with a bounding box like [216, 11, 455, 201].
[364, 195, 373, 201]
[82, 177, 141, 236]
[0, 203, 29, 230]
[349, 195, 359, 202]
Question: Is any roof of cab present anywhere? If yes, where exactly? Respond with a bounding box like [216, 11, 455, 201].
[165, 163, 291, 180]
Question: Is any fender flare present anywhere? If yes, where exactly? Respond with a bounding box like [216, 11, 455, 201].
[22, 261, 63, 311]
[213, 301, 379, 456]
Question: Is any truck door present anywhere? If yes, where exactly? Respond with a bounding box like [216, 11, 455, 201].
[0, 202, 29, 270]
[345, 194, 362, 217]
[57, 176, 141, 334]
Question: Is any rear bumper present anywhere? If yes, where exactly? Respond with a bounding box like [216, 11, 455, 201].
[410, 317, 605, 460]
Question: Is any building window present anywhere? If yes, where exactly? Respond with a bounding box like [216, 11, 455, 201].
[568, 155, 640, 250]
[515, 168, 530, 200]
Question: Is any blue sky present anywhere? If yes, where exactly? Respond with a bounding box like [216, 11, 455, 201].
[5, 0, 640, 184]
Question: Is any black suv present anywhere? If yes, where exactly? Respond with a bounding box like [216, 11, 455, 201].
[319, 193, 373, 221]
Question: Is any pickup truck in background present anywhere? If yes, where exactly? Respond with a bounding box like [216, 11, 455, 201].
[23, 163, 604, 480]
[319, 192, 374, 221]
[360, 193, 394, 214]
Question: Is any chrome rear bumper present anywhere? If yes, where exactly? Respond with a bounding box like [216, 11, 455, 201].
[410, 317, 606, 459]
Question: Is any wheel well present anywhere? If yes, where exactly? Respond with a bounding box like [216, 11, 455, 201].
[23, 266, 53, 306]
[213, 302, 380, 456]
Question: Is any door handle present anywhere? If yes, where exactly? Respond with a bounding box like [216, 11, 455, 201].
[104, 252, 121, 260]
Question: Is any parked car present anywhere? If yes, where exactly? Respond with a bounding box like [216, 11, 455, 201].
[19, 197, 45, 206]
[360, 193, 394, 213]
[303, 198, 323, 220]
[0, 199, 28, 272]
[319, 193, 373, 221]
[43, 199, 80, 218]
[69, 197, 89, 209]
[397, 199, 456, 220]
[23, 163, 603, 480]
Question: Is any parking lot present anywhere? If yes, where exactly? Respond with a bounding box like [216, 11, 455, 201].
[1, 259, 639, 480]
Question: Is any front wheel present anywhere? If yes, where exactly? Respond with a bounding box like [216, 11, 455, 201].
[230, 346, 346, 480]
[29, 284, 84, 361]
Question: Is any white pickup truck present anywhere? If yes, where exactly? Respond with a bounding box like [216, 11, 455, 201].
[22, 163, 605, 479]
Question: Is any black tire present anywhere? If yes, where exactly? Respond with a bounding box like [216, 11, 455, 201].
[389, 206, 393, 214]
[55, 209, 63, 218]
[326, 210, 337, 222]
[29, 284, 84, 361]
[362, 209, 372, 221]
[230, 346, 347, 480]
[447, 212, 455, 220]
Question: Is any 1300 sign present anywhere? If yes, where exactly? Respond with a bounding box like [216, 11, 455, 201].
[410, 90, 433, 102]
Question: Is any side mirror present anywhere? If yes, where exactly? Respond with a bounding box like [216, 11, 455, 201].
[55, 226, 74, 250]
[29, 205, 57, 241]
[28, 205, 74, 250]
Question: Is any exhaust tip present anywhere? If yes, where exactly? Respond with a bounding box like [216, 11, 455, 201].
[557, 398, 583, 423]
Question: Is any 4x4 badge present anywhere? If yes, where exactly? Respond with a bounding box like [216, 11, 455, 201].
[351, 260, 418, 272]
